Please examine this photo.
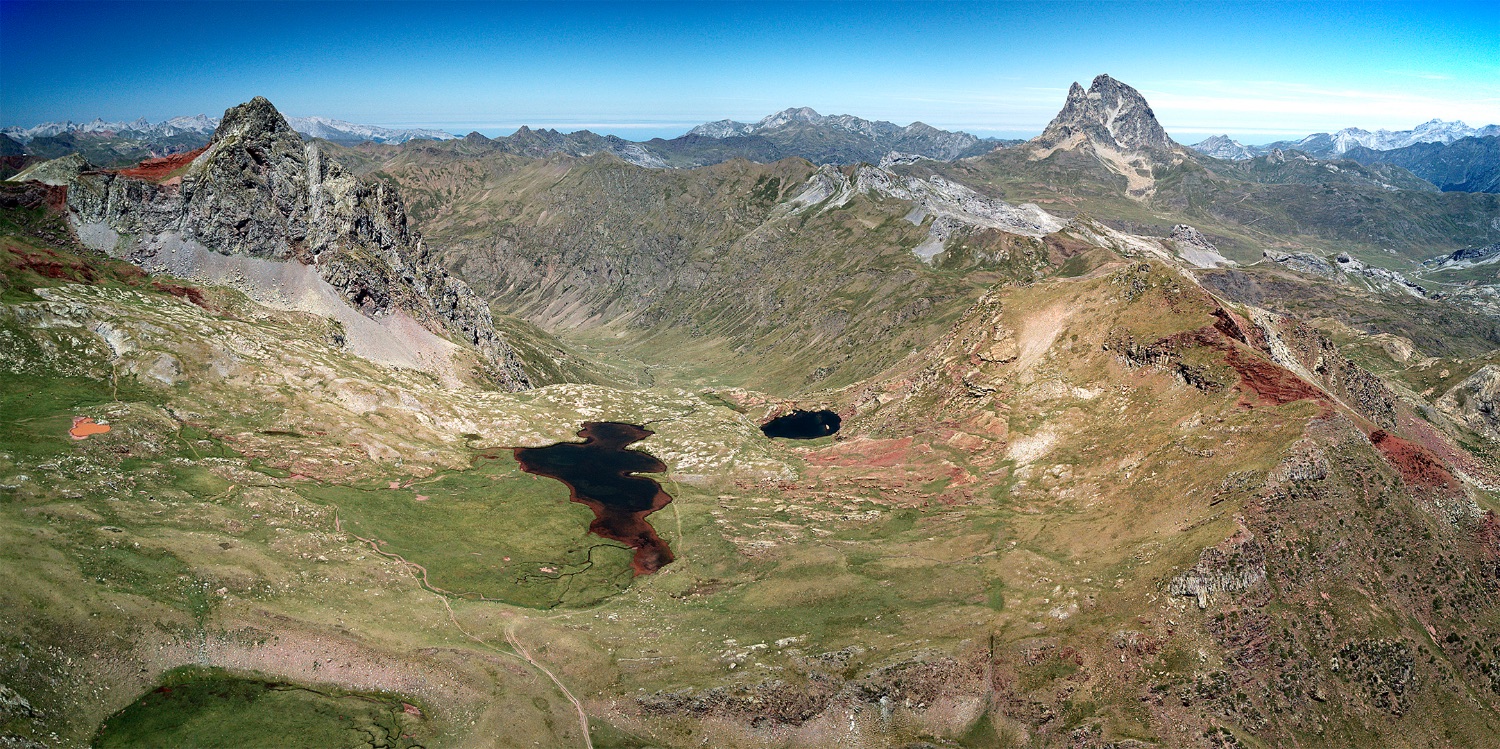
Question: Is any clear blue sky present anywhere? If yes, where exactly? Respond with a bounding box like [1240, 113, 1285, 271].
[2, 1, 1497, 144]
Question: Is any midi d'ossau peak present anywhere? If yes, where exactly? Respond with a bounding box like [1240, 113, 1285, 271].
[1035, 73, 1176, 153]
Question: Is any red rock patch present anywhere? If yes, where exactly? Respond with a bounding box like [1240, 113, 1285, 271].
[150, 280, 213, 310]
[1369, 429, 1459, 492]
[114, 145, 208, 182]
[1222, 345, 1329, 410]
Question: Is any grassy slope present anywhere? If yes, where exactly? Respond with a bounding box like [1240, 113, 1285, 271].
[349, 147, 1055, 396]
[93, 667, 432, 749]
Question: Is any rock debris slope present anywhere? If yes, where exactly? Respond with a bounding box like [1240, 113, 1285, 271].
[63, 97, 529, 389]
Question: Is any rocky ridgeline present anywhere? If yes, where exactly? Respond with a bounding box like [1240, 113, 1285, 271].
[786, 163, 1062, 262]
[688, 106, 997, 162]
[1263, 249, 1430, 298]
[63, 97, 529, 390]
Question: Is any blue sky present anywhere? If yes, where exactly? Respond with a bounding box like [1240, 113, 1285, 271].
[2, 1, 1497, 144]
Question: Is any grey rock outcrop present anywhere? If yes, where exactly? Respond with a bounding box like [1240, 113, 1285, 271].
[1438, 365, 1500, 441]
[65, 97, 529, 390]
[1333, 253, 1428, 297]
[1191, 134, 1254, 160]
[1169, 529, 1267, 608]
[1168, 224, 1234, 268]
[1264, 249, 1336, 277]
[7, 152, 90, 186]
[1424, 241, 1500, 270]
[785, 164, 1063, 262]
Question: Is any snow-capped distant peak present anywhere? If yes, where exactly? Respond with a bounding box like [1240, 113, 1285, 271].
[755, 107, 825, 130]
[1327, 119, 1487, 153]
[282, 116, 456, 143]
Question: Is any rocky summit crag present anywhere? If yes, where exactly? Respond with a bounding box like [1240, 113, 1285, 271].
[63, 96, 529, 389]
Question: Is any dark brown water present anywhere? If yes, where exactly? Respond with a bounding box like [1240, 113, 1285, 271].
[512, 422, 674, 574]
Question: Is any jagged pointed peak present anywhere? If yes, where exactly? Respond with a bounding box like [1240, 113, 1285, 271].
[212, 96, 295, 143]
[1034, 73, 1173, 153]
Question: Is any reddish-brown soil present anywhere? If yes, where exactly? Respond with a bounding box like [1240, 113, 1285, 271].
[1222, 346, 1329, 410]
[150, 280, 213, 311]
[6, 243, 99, 282]
[0, 181, 68, 211]
[1396, 411, 1499, 487]
[114, 145, 208, 182]
[1368, 429, 1459, 492]
[805, 436, 916, 469]
[1156, 322, 1331, 412]
[791, 434, 985, 507]
[1477, 511, 1500, 558]
[69, 416, 110, 440]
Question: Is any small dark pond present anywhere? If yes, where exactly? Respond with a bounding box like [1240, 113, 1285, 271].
[760, 409, 842, 439]
[512, 422, 674, 574]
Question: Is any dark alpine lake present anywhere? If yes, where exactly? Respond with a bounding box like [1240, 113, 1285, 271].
[760, 409, 842, 439]
[512, 422, 674, 574]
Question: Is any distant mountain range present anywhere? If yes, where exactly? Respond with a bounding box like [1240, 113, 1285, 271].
[1191, 119, 1500, 161]
[444, 107, 1013, 168]
[2, 107, 1013, 171]
[1342, 136, 1500, 194]
[685, 106, 1005, 160]
[1189, 120, 1500, 194]
[1, 114, 456, 145]
[6, 105, 1496, 193]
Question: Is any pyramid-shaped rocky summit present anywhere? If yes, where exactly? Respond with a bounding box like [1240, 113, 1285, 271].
[65, 96, 530, 390]
[1034, 74, 1175, 153]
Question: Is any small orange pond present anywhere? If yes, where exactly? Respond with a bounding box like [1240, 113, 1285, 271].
[69, 417, 111, 440]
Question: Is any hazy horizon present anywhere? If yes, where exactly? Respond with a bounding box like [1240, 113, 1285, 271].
[3, 0, 1498, 146]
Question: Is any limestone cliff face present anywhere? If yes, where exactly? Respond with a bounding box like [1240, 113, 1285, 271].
[65, 97, 529, 390]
